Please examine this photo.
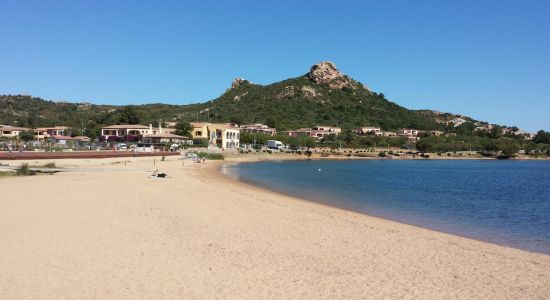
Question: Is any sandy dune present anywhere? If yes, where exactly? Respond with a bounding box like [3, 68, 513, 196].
[0, 156, 549, 299]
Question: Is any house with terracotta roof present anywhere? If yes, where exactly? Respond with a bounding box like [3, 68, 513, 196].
[282, 125, 341, 139]
[34, 126, 69, 141]
[100, 124, 154, 142]
[240, 123, 277, 136]
[191, 122, 240, 149]
[142, 133, 191, 145]
[0, 125, 30, 139]
[354, 127, 382, 136]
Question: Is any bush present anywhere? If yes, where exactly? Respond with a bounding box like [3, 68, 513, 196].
[267, 150, 272, 154]
[16, 163, 35, 176]
[197, 152, 224, 160]
[378, 151, 386, 157]
[192, 138, 209, 148]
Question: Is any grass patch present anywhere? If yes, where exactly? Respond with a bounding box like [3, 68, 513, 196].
[15, 163, 36, 176]
[0, 171, 15, 177]
[197, 152, 224, 160]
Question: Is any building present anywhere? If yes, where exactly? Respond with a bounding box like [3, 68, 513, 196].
[312, 126, 341, 134]
[281, 128, 313, 137]
[100, 124, 154, 142]
[240, 123, 277, 136]
[191, 122, 240, 149]
[449, 117, 467, 127]
[34, 126, 70, 141]
[354, 127, 382, 136]
[382, 131, 397, 137]
[50, 135, 91, 145]
[282, 126, 341, 139]
[142, 133, 191, 145]
[397, 128, 419, 136]
[0, 125, 30, 139]
[397, 128, 420, 141]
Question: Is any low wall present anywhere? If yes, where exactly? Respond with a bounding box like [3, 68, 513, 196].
[0, 151, 179, 160]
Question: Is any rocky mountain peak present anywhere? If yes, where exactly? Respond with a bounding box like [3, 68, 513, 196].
[231, 78, 250, 89]
[306, 61, 354, 89]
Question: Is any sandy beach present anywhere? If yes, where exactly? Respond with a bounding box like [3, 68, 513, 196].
[1, 155, 549, 299]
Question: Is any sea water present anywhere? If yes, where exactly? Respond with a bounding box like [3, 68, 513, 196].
[223, 160, 550, 254]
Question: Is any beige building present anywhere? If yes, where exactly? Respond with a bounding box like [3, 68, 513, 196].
[142, 133, 191, 145]
[0, 125, 30, 139]
[34, 126, 69, 141]
[281, 126, 341, 139]
[101, 124, 153, 138]
[397, 128, 419, 136]
[240, 123, 277, 136]
[355, 127, 382, 136]
[312, 126, 341, 134]
[191, 122, 240, 149]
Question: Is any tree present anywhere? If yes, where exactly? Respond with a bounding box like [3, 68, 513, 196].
[84, 126, 100, 141]
[119, 106, 142, 125]
[454, 122, 476, 136]
[288, 137, 300, 151]
[533, 130, 550, 144]
[266, 118, 277, 129]
[175, 121, 192, 138]
[339, 129, 356, 147]
[229, 117, 243, 126]
[19, 130, 35, 142]
[415, 137, 436, 153]
[489, 125, 503, 138]
[497, 138, 520, 157]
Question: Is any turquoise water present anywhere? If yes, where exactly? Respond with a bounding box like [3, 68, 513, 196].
[223, 160, 550, 254]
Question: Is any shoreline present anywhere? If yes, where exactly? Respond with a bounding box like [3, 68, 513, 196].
[1, 155, 549, 298]
[214, 158, 550, 256]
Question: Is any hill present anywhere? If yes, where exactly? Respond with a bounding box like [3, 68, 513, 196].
[1, 61, 490, 135]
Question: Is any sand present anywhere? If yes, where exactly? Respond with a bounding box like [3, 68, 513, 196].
[0, 155, 549, 299]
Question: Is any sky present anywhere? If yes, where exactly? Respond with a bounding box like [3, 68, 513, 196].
[1, 0, 549, 131]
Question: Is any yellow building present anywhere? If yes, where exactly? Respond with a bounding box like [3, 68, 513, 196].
[191, 122, 240, 149]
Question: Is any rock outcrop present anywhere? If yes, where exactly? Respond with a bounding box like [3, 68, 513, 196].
[306, 61, 354, 89]
[231, 78, 250, 89]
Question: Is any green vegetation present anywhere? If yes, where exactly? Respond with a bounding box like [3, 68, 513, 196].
[0, 171, 15, 177]
[18, 130, 35, 142]
[197, 152, 224, 160]
[192, 138, 209, 148]
[204, 77, 440, 131]
[15, 163, 36, 176]
[533, 130, 550, 144]
[174, 121, 193, 137]
[1, 70, 442, 138]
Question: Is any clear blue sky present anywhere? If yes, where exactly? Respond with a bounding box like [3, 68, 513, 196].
[1, 0, 549, 131]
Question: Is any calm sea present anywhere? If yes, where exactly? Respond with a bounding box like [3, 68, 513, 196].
[222, 160, 550, 254]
